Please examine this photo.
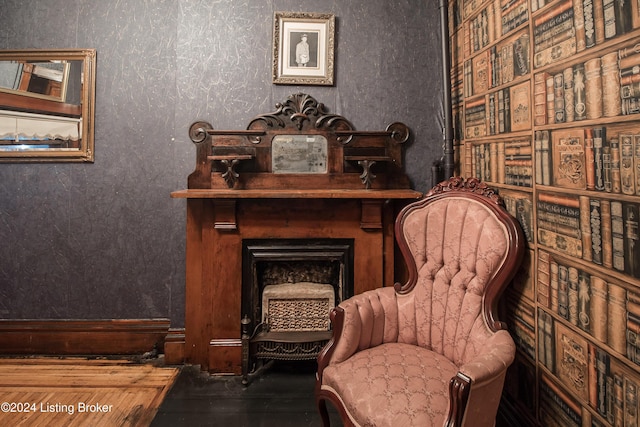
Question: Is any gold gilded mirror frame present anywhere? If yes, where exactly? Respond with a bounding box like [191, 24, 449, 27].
[0, 49, 96, 162]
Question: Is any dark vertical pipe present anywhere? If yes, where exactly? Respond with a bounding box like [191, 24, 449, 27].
[439, 0, 455, 179]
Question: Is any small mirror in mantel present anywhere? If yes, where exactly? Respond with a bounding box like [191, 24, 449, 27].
[0, 49, 96, 162]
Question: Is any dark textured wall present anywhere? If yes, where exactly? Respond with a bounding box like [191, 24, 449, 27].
[0, 1, 444, 326]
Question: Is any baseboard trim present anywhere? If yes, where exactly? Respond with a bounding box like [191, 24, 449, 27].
[163, 327, 186, 365]
[0, 319, 171, 355]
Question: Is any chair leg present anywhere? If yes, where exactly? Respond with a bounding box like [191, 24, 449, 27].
[317, 397, 331, 427]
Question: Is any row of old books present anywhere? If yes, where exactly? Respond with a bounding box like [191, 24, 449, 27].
[532, 0, 639, 69]
[461, 0, 485, 21]
[468, 138, 533, 187]
[463, 81, 530, 137]
[463, 31, 530, 97]
[499, 189, 534, 242]
[534, 43, 640, 126]
[538, 310, 640, 426]
[533, 0, 578, 68]
[536, 193, 640, 279]
[588, 345, 639, 426]
[462, 0, 529, 58]
[534, 41, 640, 125]
[537, 250, 629, 355]
[464, 2, 498, 54]
[500, 0, 529, 37]
[539, 356, 638, 427]
[538, 372, 586, 427]
[534, 127, 640, 195]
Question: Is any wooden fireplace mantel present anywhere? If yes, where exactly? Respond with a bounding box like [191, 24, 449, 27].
[169, 94, 422, 375]
[171, 188, 421, 232]
[171, 188, 420, 199]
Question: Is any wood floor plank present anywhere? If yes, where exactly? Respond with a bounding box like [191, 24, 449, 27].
[0, 358, 177, 427]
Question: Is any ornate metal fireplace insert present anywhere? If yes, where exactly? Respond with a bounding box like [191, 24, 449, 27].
[241, 239, 353, 384]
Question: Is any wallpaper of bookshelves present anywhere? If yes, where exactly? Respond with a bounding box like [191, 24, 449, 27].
[450, 0, 640, 426]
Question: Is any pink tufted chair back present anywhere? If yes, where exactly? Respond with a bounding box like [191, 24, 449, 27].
[395, 192, 513, 367]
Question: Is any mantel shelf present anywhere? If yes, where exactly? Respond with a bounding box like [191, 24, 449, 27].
[171, 188, 422, 199]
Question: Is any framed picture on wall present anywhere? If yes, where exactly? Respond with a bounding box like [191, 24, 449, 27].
[272, 12, 335, 86]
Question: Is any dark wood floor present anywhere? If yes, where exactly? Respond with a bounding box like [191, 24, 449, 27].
[151, 360, 342, 427]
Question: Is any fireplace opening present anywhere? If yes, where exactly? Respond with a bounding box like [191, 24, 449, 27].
[241, 239, 354, 383]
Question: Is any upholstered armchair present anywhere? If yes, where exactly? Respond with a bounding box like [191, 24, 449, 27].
[315, 177, 525, 427]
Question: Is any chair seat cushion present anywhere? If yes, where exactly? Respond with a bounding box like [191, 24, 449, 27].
[321, 342, 458, 427]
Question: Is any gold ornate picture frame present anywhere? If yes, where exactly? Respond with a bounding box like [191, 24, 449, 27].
[272, 12, 335, 86]
[0, 49, 96, 162]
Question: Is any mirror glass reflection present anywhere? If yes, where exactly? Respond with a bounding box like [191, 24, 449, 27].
[0, 49, 96, 162]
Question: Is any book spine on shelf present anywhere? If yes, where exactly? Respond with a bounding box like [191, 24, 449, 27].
[594, 127, 606, 190]
[554, 72, 566, 123]
[602, 0, 617, 39]
[534, 72, 549, 126]
[568, 266, 580, 326]
[584, 57, 603, 120]
[510, 81, 531, 131]
[558, 264, 570, 319]
[601, 51, 621, 117]
[538, 250, 551, 308]
[564, 66, 575, 122]
[601, 199, 614, 268]
[608, 282, 628, 355]
[513, 32, 530, 77]
[590, 197, 604, 265]
[577, 269, 591, 332]
[623, 376, 638, 427]
[580, 195, 593, 262]
[498, 141, 507, 183]
[620, 134, 636, 195]
[623, 201, 640, 278]
[582, 0, 597, 49]
[504, 86, 511, 132]
[634, 135, 640, 196]
[551, 256, 560, 313]
[542, 130, 552, 185]
[614, 373, 624, 426]
[536, 131, 543, 184]
[627, 304, 640, 365]
[591, 276, 609, 344]
[573, 0, 586, 52]
[585, 129, 596, 190]
[592, 0, 606, 44]
[610, 137, 621, 193]
[604, 138, 612, 192]
[611, 200, 625, 272]
[614, 0, 633, 35]
[595, 345, 610, 417]
[490, 142, 498, 181]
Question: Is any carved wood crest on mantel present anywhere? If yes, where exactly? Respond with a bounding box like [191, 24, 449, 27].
[186, 93, 412, 190]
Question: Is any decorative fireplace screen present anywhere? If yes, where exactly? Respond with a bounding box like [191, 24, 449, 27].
[262, 282, 335, 332]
